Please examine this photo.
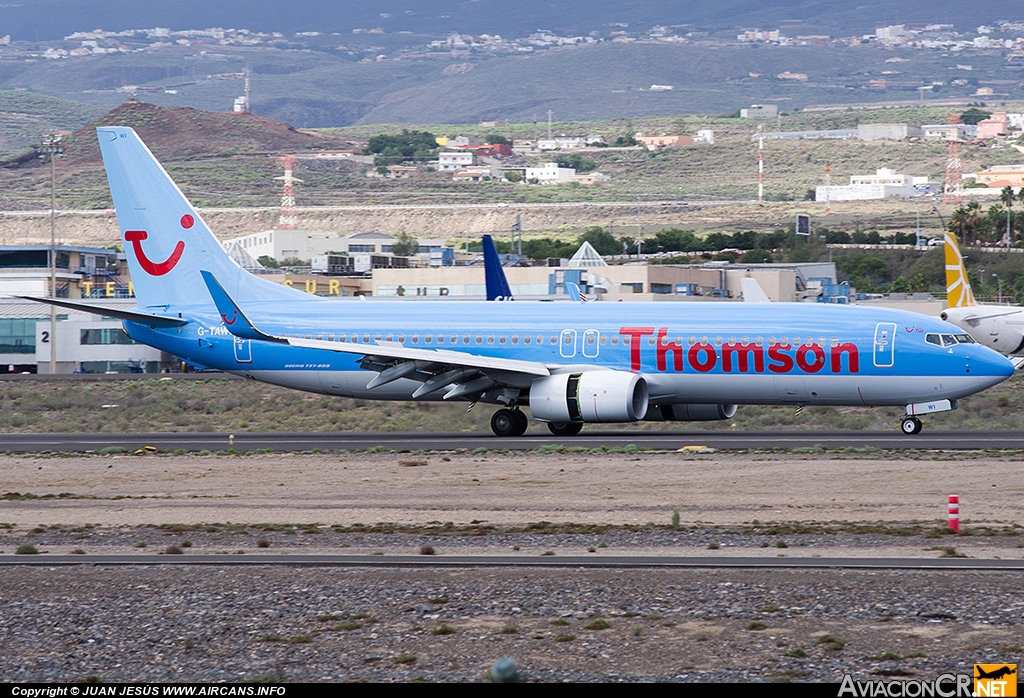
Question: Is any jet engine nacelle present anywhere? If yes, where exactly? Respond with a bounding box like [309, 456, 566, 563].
[941, 308, 1024, 355]
[645, 403, 739, 421]
[529, 371, 648, 423]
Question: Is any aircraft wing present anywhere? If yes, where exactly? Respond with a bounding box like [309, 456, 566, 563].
[958, 309, 1023, 323]
[201, 270, 549, 399]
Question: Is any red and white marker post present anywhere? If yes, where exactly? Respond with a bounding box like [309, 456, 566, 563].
[947, 495, 960, 532]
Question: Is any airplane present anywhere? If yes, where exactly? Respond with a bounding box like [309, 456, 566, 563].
[22, 127, 1016, 438]
[941, 231, 1024, 355]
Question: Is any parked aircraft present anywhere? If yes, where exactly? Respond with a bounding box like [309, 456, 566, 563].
[25, 128, 1016, 437]
[941, 232, 1024, 355]
[482, 235, 513, 301]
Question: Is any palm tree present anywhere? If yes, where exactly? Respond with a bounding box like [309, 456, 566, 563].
[951, 202, 983, 245]
[1001, 186, 1015, 247]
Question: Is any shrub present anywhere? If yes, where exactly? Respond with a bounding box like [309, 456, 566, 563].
[15, 544, 39, 554]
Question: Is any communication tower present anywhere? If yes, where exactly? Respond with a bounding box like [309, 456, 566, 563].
[275, 154, 302, 230]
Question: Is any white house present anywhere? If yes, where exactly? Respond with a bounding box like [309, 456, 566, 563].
[525, 162, 575, 184]
[438, 151, 475, 171]
[816, 169, 939, 202]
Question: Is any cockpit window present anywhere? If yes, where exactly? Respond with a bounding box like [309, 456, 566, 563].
[927, 333, 974, 347]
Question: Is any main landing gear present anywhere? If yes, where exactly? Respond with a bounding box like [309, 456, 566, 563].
[491, 408, 529, 437]
[547, 422, 583, 437]
[900, 416, 923, 435]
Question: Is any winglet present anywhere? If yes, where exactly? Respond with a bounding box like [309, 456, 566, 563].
[564, 281, 588, 303]
[945, 232, 977, 308]
[200, 270, 283, 342]
[482, 234, 513, 301]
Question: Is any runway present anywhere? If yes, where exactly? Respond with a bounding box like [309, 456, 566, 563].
[4, 429, 1024, 452]
[2, 554, 1023, 570]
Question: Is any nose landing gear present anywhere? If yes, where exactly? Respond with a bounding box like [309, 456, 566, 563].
[900, 416, 923, 435]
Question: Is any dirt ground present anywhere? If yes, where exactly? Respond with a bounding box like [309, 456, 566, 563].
[2, 449, 1022, 557]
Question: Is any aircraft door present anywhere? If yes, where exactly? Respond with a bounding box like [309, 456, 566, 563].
[234, 337, 252, 363]
[582, 329, 600, 358]
[560, 329, 577, 358]
[873, 322, 896, 368]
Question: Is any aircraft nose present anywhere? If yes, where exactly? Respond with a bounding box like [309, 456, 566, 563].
[974, 348, 1015, 389]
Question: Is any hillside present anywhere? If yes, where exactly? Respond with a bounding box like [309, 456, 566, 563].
[0, 91, 106, 158]
[0, 0, 1013, 43]
[2, 33, 1020, 128]
[1, 100, 1022, 219]
[0, 102, 356, 209]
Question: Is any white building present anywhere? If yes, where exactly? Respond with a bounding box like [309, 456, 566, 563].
[816, 169, 939, 202]
[220, 229, 341, 263]
[438, 151, 475, 171]
[36, 318, 170, 374]
[525, 162, 575, 184]
[740, 104, 778, 118]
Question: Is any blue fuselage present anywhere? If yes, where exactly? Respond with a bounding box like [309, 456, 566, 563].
[125, 298, 1014, 408]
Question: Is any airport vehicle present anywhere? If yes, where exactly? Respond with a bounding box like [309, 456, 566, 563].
[25, 128, 1016, 437]
[941, 232, 1024, 355]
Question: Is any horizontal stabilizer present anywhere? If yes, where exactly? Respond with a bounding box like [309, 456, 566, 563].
[16, 296, 187, 327]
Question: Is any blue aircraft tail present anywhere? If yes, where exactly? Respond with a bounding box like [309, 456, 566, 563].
[482, 234, 513, 301]
[98, 127, 309, 309]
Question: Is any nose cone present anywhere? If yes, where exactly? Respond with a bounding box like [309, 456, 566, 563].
[974, 346, 1015, 390]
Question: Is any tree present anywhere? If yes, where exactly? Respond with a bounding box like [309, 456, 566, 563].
[555, 153, 595, 172]
[504, 171, 522, 183]
[364, 130, 439, 164]
[390, 232, 419, 257]
[576, 227, 620, 256]
[950, 202, 983, 245]
[1001, 186, 1015, 247]
[960, 108, 992, 125]
[484, 133, 510, 146]
[741, 248, 772, 264]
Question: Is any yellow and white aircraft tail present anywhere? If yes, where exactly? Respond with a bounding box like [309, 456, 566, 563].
[944, 232, 977, 308]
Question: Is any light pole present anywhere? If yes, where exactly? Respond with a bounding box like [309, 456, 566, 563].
[37, 133, 63, 375]
[992, 273, 1002, 304]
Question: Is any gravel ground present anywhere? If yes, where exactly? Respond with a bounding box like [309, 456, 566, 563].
[0, 566, 1021, 683]
[0, 449, 1022, 683]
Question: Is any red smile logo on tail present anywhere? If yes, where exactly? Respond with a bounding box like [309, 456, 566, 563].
[124, 227, 186, 276]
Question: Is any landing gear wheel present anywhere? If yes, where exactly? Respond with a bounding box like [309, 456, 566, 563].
[511, 409, 529, 436]
[491, 409, 519, 437]
[547, 421, 583, 437]
[900, 416, 923, 435]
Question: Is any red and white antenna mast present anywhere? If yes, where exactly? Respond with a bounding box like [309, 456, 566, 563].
[275, 154, 302, 229]
[757, 125, 764, 204]
[943, 113, 963, 204]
